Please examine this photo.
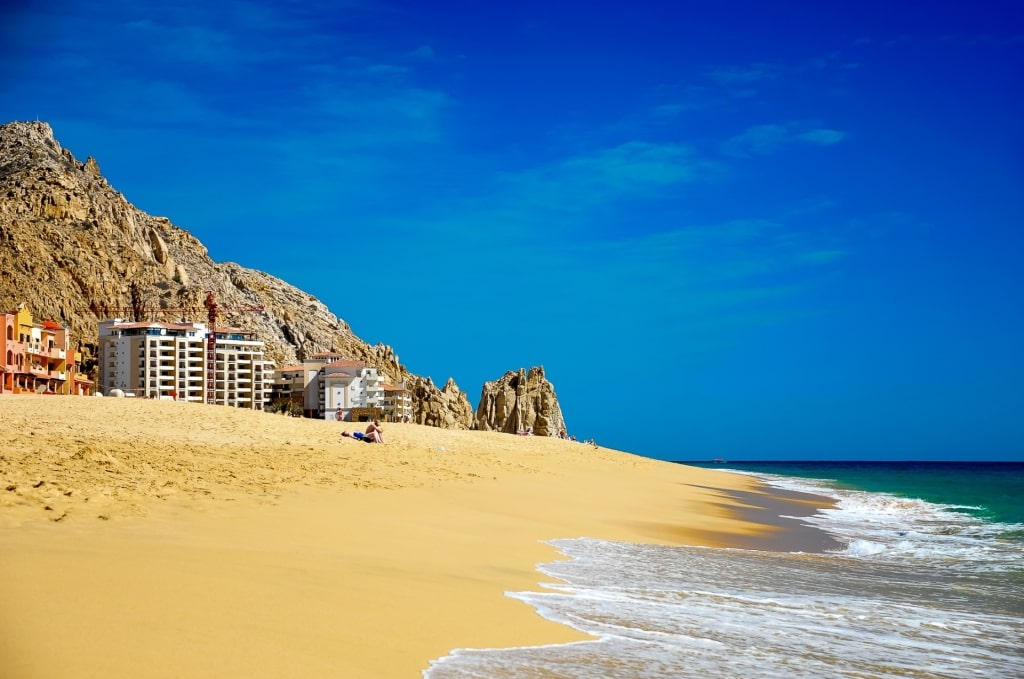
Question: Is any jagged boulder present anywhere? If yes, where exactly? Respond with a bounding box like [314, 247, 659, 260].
[406, 375, 474, 429]
[475, 366, 566, 437]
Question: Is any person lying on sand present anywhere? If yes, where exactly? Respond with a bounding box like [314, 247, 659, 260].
[341, 430, 383, 443]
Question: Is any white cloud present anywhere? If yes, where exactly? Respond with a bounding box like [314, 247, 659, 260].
[498, 141, 710, 214]
[305, 85, 451, 146]
[410, 45, 435, 60]
[504, 216, 850, 335]
[364, 63, 411, 77]
[722, 124, 789, 157]
[559, 142, 701, 190]
[798, 129, 846, 145]
[724, 124, 847, 157]
[121, 15, 250, 69]
[706, 62, 782, 84]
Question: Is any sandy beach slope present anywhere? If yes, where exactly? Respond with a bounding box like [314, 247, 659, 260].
[0, 395, 832, 677]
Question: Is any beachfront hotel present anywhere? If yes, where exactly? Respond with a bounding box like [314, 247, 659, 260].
[1, 303, 91, 395]
[380, 382, 413, 422]
[270, 352, 412, 422]
[97, 318, 274, 407]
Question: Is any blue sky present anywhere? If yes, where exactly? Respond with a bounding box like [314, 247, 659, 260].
[3, 1, 1022, 460]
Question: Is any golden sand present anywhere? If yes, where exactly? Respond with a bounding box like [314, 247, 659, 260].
[0, 395, 827, 677]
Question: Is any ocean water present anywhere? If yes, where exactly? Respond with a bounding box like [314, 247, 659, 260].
[424, 461, 1024, 678]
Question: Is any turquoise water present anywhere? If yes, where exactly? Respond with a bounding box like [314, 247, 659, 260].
[426, 460, 1024, 678]
[685, 460, 1024, 526]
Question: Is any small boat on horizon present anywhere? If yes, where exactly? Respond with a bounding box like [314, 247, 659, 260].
[711, 457, 728, 464]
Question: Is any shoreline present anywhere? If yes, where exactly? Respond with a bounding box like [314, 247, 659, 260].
[0, 395, 837, 677]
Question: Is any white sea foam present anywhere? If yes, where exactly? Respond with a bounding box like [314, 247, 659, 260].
[425, 473, 1024, 678]
[426, 537, 1024, 678]
[843, 538, 888, 556]
[722, 469, 1024, 571]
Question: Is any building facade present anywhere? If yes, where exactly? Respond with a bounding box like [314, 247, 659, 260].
[381, 383, 413, 422]
[270, 352, 411, 422]
[97, 319, 273, 407]
[268, 364, 309, 411]
[1, 304, 90, 395]
[322, 359, 385, 420]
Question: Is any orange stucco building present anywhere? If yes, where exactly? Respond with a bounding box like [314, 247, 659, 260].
[1, 304, 91, 395]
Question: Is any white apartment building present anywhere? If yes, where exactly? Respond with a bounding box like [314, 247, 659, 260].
[381, 383, 413, 422]
[97, 319, 274, 407]
[322, 359, 385, 419]
[271, 352, 411, 422]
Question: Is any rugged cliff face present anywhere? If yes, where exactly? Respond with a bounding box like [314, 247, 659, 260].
[0, 120, 476, 427]
[475, 366, 567, 437]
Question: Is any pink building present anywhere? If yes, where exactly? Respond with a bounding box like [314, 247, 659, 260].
[1, 304, 91, 395]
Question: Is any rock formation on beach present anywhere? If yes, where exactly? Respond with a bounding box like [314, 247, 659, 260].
[406, 375, 476, 429]
[0, 120, 481, 426]
[475, 366, 567, 437]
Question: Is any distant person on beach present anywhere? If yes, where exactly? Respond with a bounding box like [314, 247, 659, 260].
[342, 430, 382, 443]
[336, 407, 344, 422]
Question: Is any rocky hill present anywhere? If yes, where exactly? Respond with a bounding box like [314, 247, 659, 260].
[0, 120, 477, 425]
[0, 120, 570, 434]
